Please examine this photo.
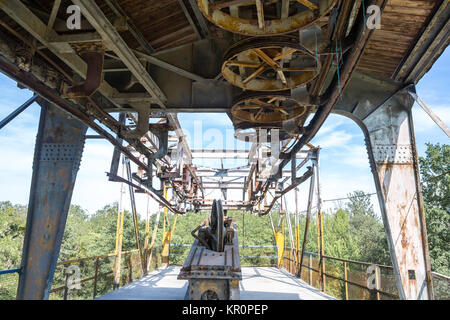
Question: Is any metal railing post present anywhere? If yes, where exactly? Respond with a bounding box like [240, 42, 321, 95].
[344, 261, 348, 300]
[309, 253, 312, 286]
[93, 257, 99, 299]
[375, 265, 381, 300]
[63, 269, 69, 300]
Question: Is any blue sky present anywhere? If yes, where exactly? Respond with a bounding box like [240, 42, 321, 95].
[0, 48, 448, 216]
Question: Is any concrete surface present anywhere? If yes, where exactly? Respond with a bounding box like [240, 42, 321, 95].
[96, 266, 335, 300]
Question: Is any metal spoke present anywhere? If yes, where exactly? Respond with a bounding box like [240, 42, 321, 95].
[252, 48, 280, 69]
[255, 0, 265, 30]
[274, 48, 298, 61]
[226, 60, 261, 68]
[277, 70, 287, 85]
[243, 65, 267, 84]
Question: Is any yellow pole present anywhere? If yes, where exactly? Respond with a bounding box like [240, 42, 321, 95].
[113, 159, 125, 289]
[344, 261, 349, 300]
[275, 232, 284, 267]
[161, 184, 172, 265]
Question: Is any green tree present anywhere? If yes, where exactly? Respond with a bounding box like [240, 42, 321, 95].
[324, 208, 359, 260]
[419, 143, 449, 275]
[346, 191, 390, 264]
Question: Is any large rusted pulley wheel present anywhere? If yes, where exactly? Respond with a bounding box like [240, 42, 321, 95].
[211, 199, 224, 252]
[222, 36, 320, 91]
[231, 90, 307, 124]
[197, 0, 337, 36]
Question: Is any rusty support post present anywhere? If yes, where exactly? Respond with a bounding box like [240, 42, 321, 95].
[375, 265, 381, 300]
[93, 257, 99, 299]
[362, 86, 434, 299]
[298, 164, 315, 277]
[124, 157, 145, 276]
[113, 156, 125, 289]
[162, 184, 171, 266]
[147, 206, 162, 273]
[16, 100, 87, 300]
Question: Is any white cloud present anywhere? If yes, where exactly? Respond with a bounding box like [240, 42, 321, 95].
[314, 130, 353, 149]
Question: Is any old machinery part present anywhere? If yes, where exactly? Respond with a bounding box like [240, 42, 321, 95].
[231, 91, 307, 126]
[191, 199, 232, 252]
[132, 123, 172, 195]
[179, 199, 241, 300]
[211, 199, 225, 251]
[122, 104, 151, 139]
[222, 36, 320, 91]
[196, 0, 337, 36]
[66, 43, 104, 98]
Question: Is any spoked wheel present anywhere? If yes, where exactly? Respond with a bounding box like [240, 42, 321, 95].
[231, 91, 307, 124]
[197, 0, 337, 36]
[211, 199, 224, 252]
[222, 37, 320, 91]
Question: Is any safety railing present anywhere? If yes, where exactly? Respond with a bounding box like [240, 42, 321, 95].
[282, 248, 399, 300]
[49, 246, 162, 300]
[2, 244, 449, 300]
[0, 268, 21, 300]
[282, 248, 450, 300]
[0, 246, 163, 300]
[431, 271, 450, 300]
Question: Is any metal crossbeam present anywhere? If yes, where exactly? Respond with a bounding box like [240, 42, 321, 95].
[0, 94, 37, 130]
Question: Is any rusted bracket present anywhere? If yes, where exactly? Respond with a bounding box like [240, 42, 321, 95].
[122, 103, 151, 139]
[132, 123, 172, 195]
[66, 46, 104, 98]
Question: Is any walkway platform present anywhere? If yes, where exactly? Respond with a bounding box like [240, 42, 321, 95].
[97, 266, 335, 300]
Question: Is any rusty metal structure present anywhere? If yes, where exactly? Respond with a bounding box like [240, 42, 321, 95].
[178, 199, 242, 300]
[0, 0, 448, 300]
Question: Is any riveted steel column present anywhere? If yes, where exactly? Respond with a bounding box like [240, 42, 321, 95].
[17, 100, 87, 300]
[363, 87, 433, 300]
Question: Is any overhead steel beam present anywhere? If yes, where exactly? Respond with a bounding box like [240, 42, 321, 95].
[73, 1, 200, 188]
[72, 0, 167, 105]
[133, 49, 206, 82]
[0, 94, 37, 130]
[177, 0, 202, 40]
[188, 0, 210, 38]
[0, 0, 117, 98]
[17, 100, 87, 300]
[48, 32, 102, 44]
[104, 0, 155, 54]
[0, 4, 199, 213]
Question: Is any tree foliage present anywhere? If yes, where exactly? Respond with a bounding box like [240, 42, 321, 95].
[419, 143, 450, 275]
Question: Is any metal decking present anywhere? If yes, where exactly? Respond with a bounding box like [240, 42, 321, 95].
[96, 266, 335, 300]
